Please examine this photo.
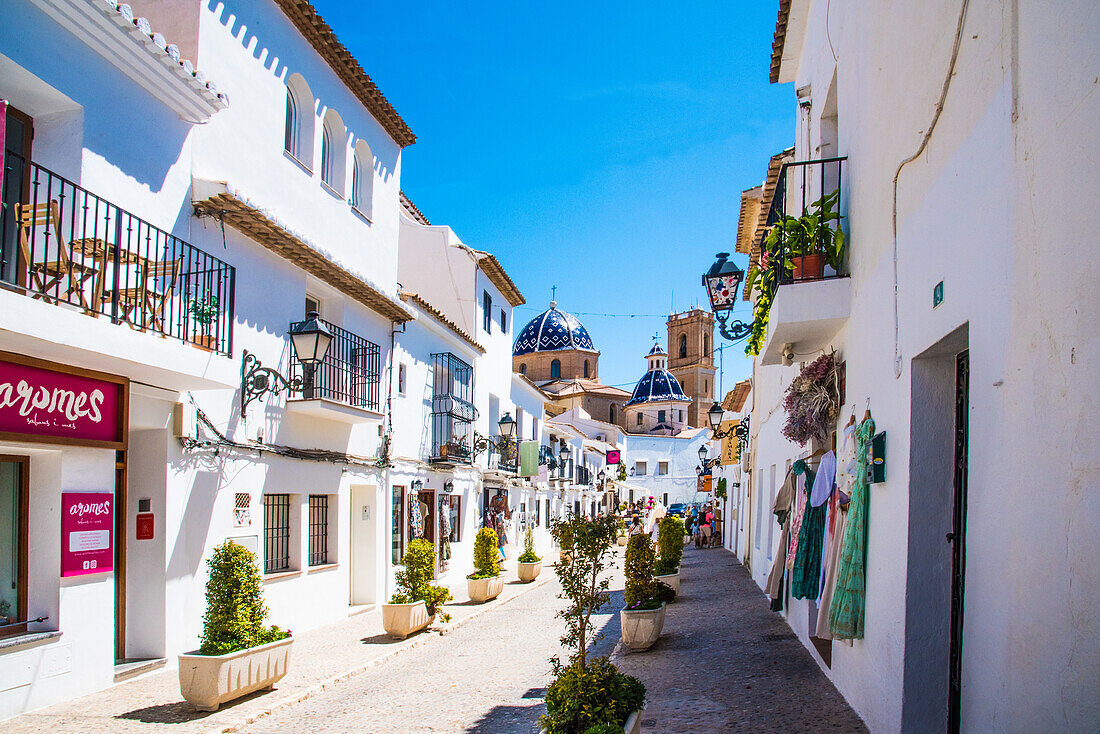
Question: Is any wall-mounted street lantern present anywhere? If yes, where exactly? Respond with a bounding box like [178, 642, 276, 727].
[696, 444, 720, 476]
[411, 479, 423, 491]
[443, 480, 454, 493]
[703, 252, 753, 342]
[241, 312, 333, 416]
[472, 413, 520, 472]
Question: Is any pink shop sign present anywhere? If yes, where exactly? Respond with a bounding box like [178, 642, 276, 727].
[61, 492, 114, 577]
[0, 353, 127, 448]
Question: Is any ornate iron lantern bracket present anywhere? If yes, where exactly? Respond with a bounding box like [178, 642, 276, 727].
[240, 349, 305, 415]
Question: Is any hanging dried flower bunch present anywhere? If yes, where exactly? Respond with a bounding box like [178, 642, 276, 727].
[781, 352, 841, 445]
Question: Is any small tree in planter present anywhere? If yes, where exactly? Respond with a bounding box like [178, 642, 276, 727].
[189, 295, 219, 349]
[653, 516, 685, 595]
[467, 527, 504, 602]
[179, 541, 292, 711]
[517, 527, 543, 583]
[621, 534, 674, 652]
[385, 538, 452, 638]
[541, 515, 645, 734]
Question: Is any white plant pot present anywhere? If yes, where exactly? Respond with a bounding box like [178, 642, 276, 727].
[620, 603, 666, 651]
[654, 571, 680, 596]
[381, 600, 432, 639]
[467, 574, 504, 603]
[540, 709, 642, 734]
[517, 560, 542, 583]
[178, 637, 293, 712]
[617, 535, 628, 546]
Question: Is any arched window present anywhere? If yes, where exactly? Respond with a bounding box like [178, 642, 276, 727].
[320, 108, 346, 194]
[679, 333, 687, 358]
[636, 413, 643, 426]
[551, 359, 561, 379]
[284, 73, 315, 167]
[583, 360, 590, 378]
[520, 363, 527, 375]
[351, 139, 374, 218]
[703, 333, 710, 359]
[609, 405, 616, 424]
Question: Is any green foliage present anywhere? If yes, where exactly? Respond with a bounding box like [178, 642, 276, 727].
[745, 189, 845, 357]
[468, 527, 500, 579]
[518, 527, 541, 563]
[391, 538, 452, 615]
[715, 477, 728, 501]
[199, 541, 289, 656]
[550, 515, 619, 671]
[188, 295, 219, 327]
[624, 534, 674, 609]
[654, 516, 685, 576]
[617, 463, 627, 481]
[541, 657, 646, 734]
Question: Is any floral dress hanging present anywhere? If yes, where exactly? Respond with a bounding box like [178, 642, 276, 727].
[409, 496, 424, 539]
[439, 498, 452, 568]
[829, 417, 875, 639]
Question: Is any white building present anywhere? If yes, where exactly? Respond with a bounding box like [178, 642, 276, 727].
[733, 2, 1100, 732]
[0, 0, 544, 720]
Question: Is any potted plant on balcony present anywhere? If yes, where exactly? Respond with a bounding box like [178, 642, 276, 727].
[383, 538, 452, 639]
[178, 541, 292, 711]
[771, 189, 846, 282]
[467, 527, 504, 602]
[653, 516, 685, 596]
[541, 515, 646, 734]
[620, 534, 674, 652]
[189, 295, 219, 350]
[517, 527, 543, 582]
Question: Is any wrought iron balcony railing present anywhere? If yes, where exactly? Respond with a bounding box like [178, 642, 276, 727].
[0, 159, 235, 354]
[764, 156, 848, 289]
[429, 352, 476, 464]
[289, 317, 380, 411]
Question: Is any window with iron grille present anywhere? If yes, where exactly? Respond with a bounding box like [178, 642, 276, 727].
[263, 494, 291, 574]
[308, 495, 330, 566]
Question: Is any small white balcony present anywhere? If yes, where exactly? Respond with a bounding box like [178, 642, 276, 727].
[759, 277, 850, 366]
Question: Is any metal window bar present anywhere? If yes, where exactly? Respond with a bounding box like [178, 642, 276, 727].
[264, 494, 291, 574]
[308, 495, 329, 566]
[429, 352, 477, 463]
[289, 317, 381, 410]
[763, 156, 848, 292]
[0, 159, 235, 354]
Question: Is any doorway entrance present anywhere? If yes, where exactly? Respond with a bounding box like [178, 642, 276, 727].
[350, 485, 377, 606]
[901, 325, 969, 733]
[417, 490, 435, 543]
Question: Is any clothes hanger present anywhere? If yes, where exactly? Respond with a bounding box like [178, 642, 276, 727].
[862, 397, 872, 422]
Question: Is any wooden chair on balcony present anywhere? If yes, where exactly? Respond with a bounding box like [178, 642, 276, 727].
[102, 257, 181, 331]
[16, 201, 97, 311]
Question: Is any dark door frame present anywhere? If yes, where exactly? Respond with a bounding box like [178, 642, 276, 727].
[948, 349, 970, 733]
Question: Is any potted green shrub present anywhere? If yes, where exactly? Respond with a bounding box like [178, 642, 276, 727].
[557, 518, 576, 564]
[653, 516, 685, 596]
[383, 538, 452, 638]
[620, 534, 674, 652]
[766, 189, 846, 282]
[517, 527, 543, 583]
[467, 527, 504, 602]
[178, 541, 292, 711]
[542, 515, 646, 734]
[189, 295, 219, 350]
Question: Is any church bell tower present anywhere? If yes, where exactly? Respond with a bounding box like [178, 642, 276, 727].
[666, 308, 716, 429]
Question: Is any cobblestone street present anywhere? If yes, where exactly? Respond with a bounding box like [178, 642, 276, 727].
[5, 547, 865, 733]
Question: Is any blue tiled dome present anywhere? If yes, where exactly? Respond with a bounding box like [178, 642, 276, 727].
[625, 368, 691, 407]
[513, 302, 595, 356]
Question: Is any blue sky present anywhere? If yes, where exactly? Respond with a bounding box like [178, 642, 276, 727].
[311, 0, 794, 394]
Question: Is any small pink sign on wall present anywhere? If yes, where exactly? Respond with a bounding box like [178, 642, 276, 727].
[61, 492, 114, 577]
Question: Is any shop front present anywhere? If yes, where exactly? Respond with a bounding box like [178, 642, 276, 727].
[0, 351, 128, 719]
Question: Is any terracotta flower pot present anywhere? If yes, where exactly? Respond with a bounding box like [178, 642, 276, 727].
[178, 637, 293, 712]
[791, 253, 825, 280]
[193, 334, 215, 351]
[620, 603, 666, 651]
[654, 571, 680, 596]
[467, 575, 504, 603]
[617, 535, 628, 546]
[381, 600, 432, 639]
[517, 560, 542, 583]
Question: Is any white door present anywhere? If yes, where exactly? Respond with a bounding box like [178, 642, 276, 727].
[350, 485, 376, 605]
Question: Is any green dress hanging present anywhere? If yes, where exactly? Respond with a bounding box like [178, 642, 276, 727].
[791, 478, 826, 600]
[829, 417, 875, 639]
